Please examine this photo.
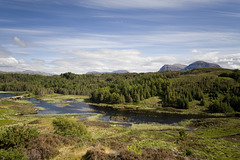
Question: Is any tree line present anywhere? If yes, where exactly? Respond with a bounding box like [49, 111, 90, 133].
[0, 68, 239, 113]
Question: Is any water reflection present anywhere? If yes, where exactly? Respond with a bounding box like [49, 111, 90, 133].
[0, 93, 207, 125]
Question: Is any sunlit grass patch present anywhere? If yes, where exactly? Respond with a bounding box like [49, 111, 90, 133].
[182, 137, 240, 159]
[38, 94, 89, 103]
[193, 118, 240, 138]
[131, 123, 185, 131]
[0, 119, 13, 126]
[53, 145, 88, 160]
[89, 126, 121, 140]
[34, 106, 46, 111]
[87, 114, 102, 121]
[133, 138, 177, 150]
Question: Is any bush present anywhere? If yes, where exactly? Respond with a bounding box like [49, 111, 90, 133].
[52, 117, 91, 140]
[179, 129, 187, 141]
[0, 125, 39, 149]
[127, 145, 142, 155]
[0, 148, 26, 160]
[208, 101, 234, 113]
[27, 134, 75, 160]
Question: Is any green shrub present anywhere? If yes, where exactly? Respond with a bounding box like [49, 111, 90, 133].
[127, 145, 142, 155]
[0, 125, 39, 149]
[52, 117, 91, 140]
[0, 148, 26, 160]
[179, 129, 187, 141]
[208, 101, 234, 113]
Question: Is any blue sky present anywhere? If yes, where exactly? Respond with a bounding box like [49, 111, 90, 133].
[0, 0, 240, 74]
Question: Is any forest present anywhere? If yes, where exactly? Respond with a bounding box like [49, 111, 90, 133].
[0, 68, 240, 113]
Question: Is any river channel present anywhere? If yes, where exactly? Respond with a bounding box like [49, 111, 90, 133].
[0, 93, 206, 125]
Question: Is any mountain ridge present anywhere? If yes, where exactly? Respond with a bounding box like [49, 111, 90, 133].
[86, 70, 129, 74]
[159, 61, 221, 72]
[159, 64, 187, 72]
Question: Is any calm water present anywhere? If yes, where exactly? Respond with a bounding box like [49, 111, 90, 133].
[27, 98, 205, 125]
[0, 93, 14, 98]
[1, 93, 205, 124]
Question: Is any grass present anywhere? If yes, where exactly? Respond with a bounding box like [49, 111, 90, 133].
[37, 94, 89, 103]
[87, 114, 102, 121]
[193, 118, 240, 138]
[0, 99, 37, 115]
[179, 118, 240, 159]
[34, 106, 46, 111]
[0, 119, 13, 127]
[131, 123, 184, 131]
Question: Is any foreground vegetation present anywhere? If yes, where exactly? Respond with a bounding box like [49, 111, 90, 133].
[0, 97, 239, 159]
[0, 112, 239, 159]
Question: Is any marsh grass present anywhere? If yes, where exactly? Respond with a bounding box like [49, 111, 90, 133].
[193, 118, 240, 138]
[38, 94, 89, 103]
[34, 106, 46, 111]
[0, 119, 13, 127]
[131, 123, 184, 131]
[87, 114, 102, 121]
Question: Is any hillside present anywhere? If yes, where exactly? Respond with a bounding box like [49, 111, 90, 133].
[159, 61, 221, 72]
[159, 64, 187, 71]
[184, 61, 221, 71]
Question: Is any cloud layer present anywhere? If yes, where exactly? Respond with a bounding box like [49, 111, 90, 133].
[0, 45, 240, 74]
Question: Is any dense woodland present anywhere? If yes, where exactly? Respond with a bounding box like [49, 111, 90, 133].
[0, 68, 240, 113]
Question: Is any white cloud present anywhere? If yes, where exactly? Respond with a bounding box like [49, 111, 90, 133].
[33, 31, 240, 52]
[0, 57, 18, 67]
[0, 48, 240, 74]
[52, 49, 177, 73]
[191, 49, 201, 53]
[182, 50, 240, 69]
[13, 36, 28, 48]
[187, 51, 220, 63]
[37, 37, 122, 50]
[78, 0, 227, 9]
[218, 53, 240, 69]
[0, 28, 50, 34]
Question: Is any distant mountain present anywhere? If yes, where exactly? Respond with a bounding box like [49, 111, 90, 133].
[17, 70, 54, 76]
[159, 64, 187, 72]
[86, 70, 128, 74]
[86, 71, 102, 75]
[184, 61, 221, 71]
[112, 70, 129, 73]
[159, 61, 221, 72]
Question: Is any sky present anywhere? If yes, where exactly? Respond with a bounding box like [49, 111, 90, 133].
[0, 0, 240, 74]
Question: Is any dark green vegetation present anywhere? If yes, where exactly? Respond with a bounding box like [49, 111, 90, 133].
[0, 118, 88, 160]
[52, 117, 92, 140]
[1, 68, 240, 113]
